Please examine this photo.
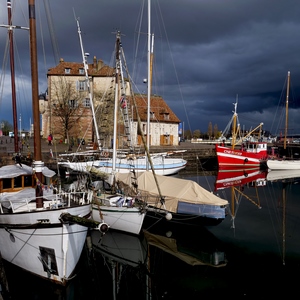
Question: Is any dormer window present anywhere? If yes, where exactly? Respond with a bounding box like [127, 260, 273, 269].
[79, 68, 84, 74]
[164, 113, 169, 120]
[150, 111, 155, 119]
[65, 68, 71, 74]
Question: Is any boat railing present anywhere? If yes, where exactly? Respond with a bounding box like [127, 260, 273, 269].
[0, 190, 92, 214]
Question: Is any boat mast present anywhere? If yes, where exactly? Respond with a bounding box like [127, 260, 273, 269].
[146, 0, 151, 170]
[112, 32, 121, 172]
[1, 1, 28, 151]
[231, 96, 238, 149]
[284, 71, 290, 150]
[75, 16, 101, 150]
[29, 0, 44, 208]
[6, 0, 18, 151]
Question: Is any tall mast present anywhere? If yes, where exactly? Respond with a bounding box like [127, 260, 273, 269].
[7, 0, 18, 151]
[284, 71, 290, 150]
[146, 0, 151, 170]
[75, 16, 101, 150]
[29, 0, 44, 208]
[112, 32, 121, 172]
[1, 1, 28, 151]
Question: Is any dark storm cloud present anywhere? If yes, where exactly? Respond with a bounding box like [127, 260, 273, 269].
[1, 0, 300, 136]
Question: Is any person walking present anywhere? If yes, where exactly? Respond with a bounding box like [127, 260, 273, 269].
[47, 134, 52, 145]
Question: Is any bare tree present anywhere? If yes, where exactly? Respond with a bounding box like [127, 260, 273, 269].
[193, 129, 201, 138]
[213, 124, 219, 138]
[50, 79, 85, 143]
[207, 122, 213, 140]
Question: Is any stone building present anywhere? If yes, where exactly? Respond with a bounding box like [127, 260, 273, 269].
[40, 56, 181, 147]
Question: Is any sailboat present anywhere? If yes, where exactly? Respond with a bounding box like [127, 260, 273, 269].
[0, 0, 108, 285]
[267, 71, 300, 170]
[64, 20, 147, 235]
[116, 171, 228, 226]
[57, 8, 187, 177]
[215, 99, 268, 169]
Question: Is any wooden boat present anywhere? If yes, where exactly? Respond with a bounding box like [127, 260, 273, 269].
[215, 100, 268, 169]
[0, 1, 108, 285]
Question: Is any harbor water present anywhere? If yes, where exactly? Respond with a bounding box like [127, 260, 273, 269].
[1, 171, 300, 299]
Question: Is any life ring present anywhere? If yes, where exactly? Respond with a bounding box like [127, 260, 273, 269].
[103, 152, 109, 158]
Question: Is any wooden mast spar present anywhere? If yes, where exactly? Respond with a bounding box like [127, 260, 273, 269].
[29, 0, 44, 208]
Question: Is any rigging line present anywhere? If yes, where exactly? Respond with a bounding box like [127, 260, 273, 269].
[37, 0, 48, 79]
[43, 0, 60, 64]
[132, 0, 146, 81]
[0, 38, 10, 108]
[155, 0, 191, 136]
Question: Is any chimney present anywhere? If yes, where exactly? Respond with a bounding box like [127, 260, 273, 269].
[59, 58, 64, 63]
[97, 59, 104, 70]
[93, 56, 97, 69]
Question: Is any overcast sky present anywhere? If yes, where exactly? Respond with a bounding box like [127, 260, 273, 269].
[1, 0, 300, 137]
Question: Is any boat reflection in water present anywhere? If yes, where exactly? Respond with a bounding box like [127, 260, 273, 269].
[89, 222, 226, 299]
[214, 168, 268, 228]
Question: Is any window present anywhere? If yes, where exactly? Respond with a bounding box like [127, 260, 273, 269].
[164, 113, 169, 120]
[79, 68, 84, 74]
[69, 100, 78, 108]
[65, 68, 71, 74]
[83, 98, 90, 107]
[150, 111, 155, 119]
[77, 80, 86, 91]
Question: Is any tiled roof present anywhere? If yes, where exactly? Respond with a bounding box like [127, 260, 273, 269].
[131, 94, 180, 123]
[47, 56, 114, 77]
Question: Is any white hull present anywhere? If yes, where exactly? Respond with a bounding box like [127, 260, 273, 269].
[267, 159, 300, 170]
[92, 201, 146, 235]
[0, 204, 91, 285]
[58, 156, 187, 176]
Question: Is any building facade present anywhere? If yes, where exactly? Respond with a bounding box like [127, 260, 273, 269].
[40, 56, 181, 147]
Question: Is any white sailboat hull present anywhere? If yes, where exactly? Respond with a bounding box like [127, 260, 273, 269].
[267, 159, 300, 170]
[92, 203, 145, 235]
[59, 156, 187, 176]
[0, 204, 91, 285]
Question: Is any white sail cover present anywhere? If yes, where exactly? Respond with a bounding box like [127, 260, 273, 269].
[0, 164, 56, 179]
[115, 171, 228, 213]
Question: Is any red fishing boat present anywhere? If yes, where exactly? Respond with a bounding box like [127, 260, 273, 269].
[215, 101, 268, 169]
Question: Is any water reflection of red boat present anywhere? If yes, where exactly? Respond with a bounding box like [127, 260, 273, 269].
[214, 168, 268, 229]
[215, 168, 268, 191]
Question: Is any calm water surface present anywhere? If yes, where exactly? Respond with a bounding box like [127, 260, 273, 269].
[2, 172, 300, 299]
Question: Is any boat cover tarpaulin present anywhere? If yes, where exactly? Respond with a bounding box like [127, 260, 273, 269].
[115, 171, 228, 213]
